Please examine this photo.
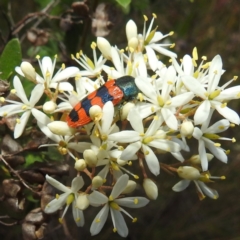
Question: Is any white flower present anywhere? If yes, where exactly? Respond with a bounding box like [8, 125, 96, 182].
[172, 166, 221, 200]
[72, 42, 106, 77]
[44, 175, 85, 226]
[36, 113, 91, 159]
[16, 56, 78, 91]
[88, 174, 149, 237]
[192, 109, 231, 171]
[0, 76, 44, 138]
[126, 14, 177, 71]
[135, 71, 194, 130]
[181, 55, 240, 125]
[108, 108, 181, 176]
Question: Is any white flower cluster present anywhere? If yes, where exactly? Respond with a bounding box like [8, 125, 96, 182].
[0, 14, 239, 237]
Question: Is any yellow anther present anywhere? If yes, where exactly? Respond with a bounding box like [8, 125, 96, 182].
[230, 123, 235, 127]
[221, 103, 227, 108]
[134, 175, 139, 179]
[54, 54, 57, 58]
[91, 42, 97, 49]
[201, 62, 210, 69]
[118, 146, 124, 151]
[143, 15, 148, 21]
[143, 136, 153, 144]
[66, 194, 74, 205]
[132, 218, 137, 223]
[145, 150, 149, 155]
[58, 218, 63, 224]
[110, 202, 120, 210]
[36, 55, 40, 59]
[139, 132, 145, 137]
[0, 97, 5, 102]
[192, 47, 198, 60]
[167, 80, 173, 85]
[214, 70, 218, 74]
[113, 228, 117, 233]
[11, 89, 16, 94]
[134, 198, 138, 204]
[214, 143, 221, 147]
[225, 149, 230, 154]
[233, 76, 238, 81]
[56, 194, 60, 199]
[232, 138, 236, 143]
[21, 105, 27, 110]
[170, 43, 175, 48]
[152, 13, 157, 18]
[209, 89, 221, 100]
[95, 218, 100, 223]
[221, 176, 226, 180]
[120, 49, 124, 53]
[71, 54, 74, 60]
[166, 100, 171, 105]
[169, 31, 174, 36]
[218, 125, 225, 130]
[16, 118, 21, 124]
[76, 52, 80, 59]
[109, 195, 114, 201]
[202, 56, 207, 60]
[157, 95, 164, 107]
[151, 106, 155, 112]
[61, 63, 65, 69]
[75, 218, 80, 222]
[3, 112, 7, 117]
[154, 115, 159, 120]
[128, 161, 132, 166]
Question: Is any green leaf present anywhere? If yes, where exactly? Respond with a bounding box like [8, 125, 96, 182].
[116, 0, 131, 8]
[0, 38, 22, 80]
[24, 153, 45, 167]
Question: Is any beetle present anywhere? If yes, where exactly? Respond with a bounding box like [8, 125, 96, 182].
[67, 76, 139, 128]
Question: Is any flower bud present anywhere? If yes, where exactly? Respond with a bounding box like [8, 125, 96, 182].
[126, 20, 138, 41]
[121, 102, 135, 120]
[47, 121, 76, 136]
[21, 62, 36, 82]
[43, 101, 57, 114]
[92, 176, 104, 189]
[180, 120, 194, 137]
[97, 37, 111, 59]
[83, 149, 98, 167]
[177, 166, 201, 180]
[190, 154, 214, 165]
[74, 159, 86, 171]
[76, 193, 89, 210]
[122, 180, 136, 194]
[128, 37, 138, 51]
[89, 105, 102, 121]
[143, 178, 158, 200]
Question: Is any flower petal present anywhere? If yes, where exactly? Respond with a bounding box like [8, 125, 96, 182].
[194, 100, 211, 125]
[52, 67, 79, 82]
[172, 180, 190, 192]
[128, 108, 144, 133]
[120, 141, 141, 160]
[111, 174, 129, 199]
[110, 209, 128, 237]
[71, 176, 84, 192]
[215, 104, 240, 125]
[13, 76, 29, 104]
[88, 191, 108, 206]
[72, 200, 84, 227]
[46, 175, 71, 193]
[90, 204, 109, 236]
[142, 145, 160, 176]
[44, 192, 69, 213]
[108, 131, 141, 143]
[14, 111, 31, 138]
[115, 197, 149, 208]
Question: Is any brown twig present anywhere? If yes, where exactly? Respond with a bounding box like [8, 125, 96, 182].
[0, 155, 40, 195]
